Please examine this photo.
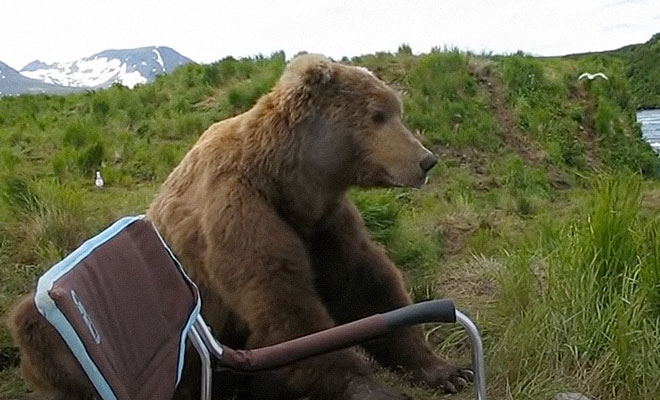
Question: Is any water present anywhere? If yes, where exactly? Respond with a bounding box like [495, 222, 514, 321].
[637, 109, 660, 155]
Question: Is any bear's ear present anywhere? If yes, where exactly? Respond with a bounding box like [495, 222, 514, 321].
[281, 54, 334, 89]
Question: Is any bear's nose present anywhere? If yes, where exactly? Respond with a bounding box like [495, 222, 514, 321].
[420, 154, 437, 173]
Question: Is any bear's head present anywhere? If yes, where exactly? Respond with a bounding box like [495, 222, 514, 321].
[275, 54, 437, 189]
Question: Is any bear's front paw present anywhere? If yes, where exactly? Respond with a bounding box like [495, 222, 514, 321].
[413, 362, 474, 394]
[344, 377, 411, 400]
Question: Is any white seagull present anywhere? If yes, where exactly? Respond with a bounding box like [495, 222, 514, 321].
[94, 171, 104, 188]
[578, 72, 608, 81]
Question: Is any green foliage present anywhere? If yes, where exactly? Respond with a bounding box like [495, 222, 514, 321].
[62, 121, 100, 149]
[0, 177, 88, 265]
[585, 65, 659, 175]
[91, 98, 110, 122]
[642, 219, 660, 314]
[77, 142, 105, 174]
[174, 113, 208, 136]
[51, 147, 77, 177]
[585, 176, 642, 279]
[351, 189, 401, 244]
[500, 54, 659, 176]
[0, 176, 40, 214]
[492, 175, 660, 399]
[622, 34, 660, 109]
[501, 56, 592, 169]
[0, 147, 19, 174]
[397, 43, 413, 56]
[404, 52, 500, 149]
[224, 55, 285, 113]
[502, 155, 550, 196]
[501, 54, 547, 99]
[594, 95, 616, 135]
[566, 33, 660, 109]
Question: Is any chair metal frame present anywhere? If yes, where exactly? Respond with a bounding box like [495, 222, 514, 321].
[188, 302, 487, 400]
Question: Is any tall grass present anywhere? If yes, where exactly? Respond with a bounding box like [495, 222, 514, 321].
[492, 174, 660, 399]
[0, 176, 88, 263]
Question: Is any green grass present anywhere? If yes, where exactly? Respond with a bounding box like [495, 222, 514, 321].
[618, 33, 660, 109]
[489, 175, 660, 399]
[1, 48, 659, 400]
[564, 32, 660, 109]
[404, 51, 501, 150]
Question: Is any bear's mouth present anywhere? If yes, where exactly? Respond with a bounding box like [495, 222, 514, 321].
[412, 170, 433, 188]
[383, 171, 430, 189]
[357, 164, 430, 189]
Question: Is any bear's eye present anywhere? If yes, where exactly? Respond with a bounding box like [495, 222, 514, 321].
[371, 111, 387, 125]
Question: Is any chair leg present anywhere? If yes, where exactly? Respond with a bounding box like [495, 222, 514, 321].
[188, 326, 212, 400]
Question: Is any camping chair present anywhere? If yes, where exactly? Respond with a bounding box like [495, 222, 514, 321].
[34, 216, 487, 400]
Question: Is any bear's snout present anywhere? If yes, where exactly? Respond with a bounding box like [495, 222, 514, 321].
[420, 154, 437, 174]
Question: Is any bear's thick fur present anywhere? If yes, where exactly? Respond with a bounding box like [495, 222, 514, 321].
[9, 55, 472, 400]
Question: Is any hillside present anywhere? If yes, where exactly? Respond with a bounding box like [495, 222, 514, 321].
[565, 32, 660, 109]
[619, 33, 660, 109]
[1, 50, 659, 400]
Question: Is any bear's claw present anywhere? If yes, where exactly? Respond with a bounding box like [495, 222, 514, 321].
[414, 363, 474, 394]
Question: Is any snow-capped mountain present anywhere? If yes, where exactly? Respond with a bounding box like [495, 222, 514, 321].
[0, 60, 74, 96]
[19, 46, 193, 90]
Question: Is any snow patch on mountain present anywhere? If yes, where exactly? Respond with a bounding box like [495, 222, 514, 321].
[18, 46, 193, 90]
[153, 48, 164, 69]
[0, 60, 75, 96]
[21, 57, 148, 88]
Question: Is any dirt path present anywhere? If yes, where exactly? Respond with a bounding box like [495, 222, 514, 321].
[569, 85, 604, 169]
[469, 58, 547, 166]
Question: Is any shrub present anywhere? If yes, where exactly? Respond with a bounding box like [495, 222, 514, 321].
[62, 121, 99, 149]
[0, 176, 40, 214]
[77, 142, 105, 174]
[91, 98, 110, 122]
[51, 147, 79, 177]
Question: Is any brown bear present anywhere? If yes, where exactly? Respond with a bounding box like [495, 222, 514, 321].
[9, 54, 472, 400]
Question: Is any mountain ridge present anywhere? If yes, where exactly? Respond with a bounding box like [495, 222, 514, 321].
[0, 46, 194, 96]
[0, 60, 75, 96]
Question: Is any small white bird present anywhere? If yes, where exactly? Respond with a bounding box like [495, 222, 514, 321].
[578, 72, 608, 81]
[94, 171, 104, 188]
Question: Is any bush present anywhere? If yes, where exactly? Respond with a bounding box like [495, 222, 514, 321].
[77, 142, 105, 174]
[51, 147, 79, 177]
[0, 176, 40, 214]
[62, 121, 99, 149]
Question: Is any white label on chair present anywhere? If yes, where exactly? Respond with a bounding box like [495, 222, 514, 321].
[71, 290, 102, 344]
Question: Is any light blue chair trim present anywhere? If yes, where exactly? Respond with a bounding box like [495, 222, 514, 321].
[150, 221, 202, 383]
[34, 215, 201, 399]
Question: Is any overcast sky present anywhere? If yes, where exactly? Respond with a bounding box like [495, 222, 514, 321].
[2, 0, 659, 70]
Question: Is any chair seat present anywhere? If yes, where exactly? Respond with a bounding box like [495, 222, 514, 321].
[35, 216, 201, 400]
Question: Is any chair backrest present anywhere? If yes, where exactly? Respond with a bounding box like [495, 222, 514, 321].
[35, 216, 201, 400]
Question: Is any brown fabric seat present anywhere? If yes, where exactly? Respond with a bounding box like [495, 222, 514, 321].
[34, 216, 201, 400]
